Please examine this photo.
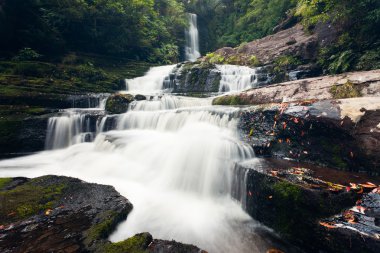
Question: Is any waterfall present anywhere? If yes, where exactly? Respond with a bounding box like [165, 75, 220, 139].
[217, 64, 258, 92]
[0, 61, 284, 253]
[185, 13, 201, 62]
[126, 65, 175, 93]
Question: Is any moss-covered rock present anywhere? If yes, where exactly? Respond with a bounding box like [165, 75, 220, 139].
[105, 93, 135, 114]
[330, 80, 362, 99]
[0, 176, 204, 253]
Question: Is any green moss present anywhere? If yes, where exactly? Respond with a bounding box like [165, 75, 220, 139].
[273, 181, 302, 202]
[100, 233, 151, 253]
[330, 81, 361, 99]
[105, 94, 134, 114]
[0, 179, 66, 224]
[0, 178, 12, 189]
[212, 95, 248, 106]
[248, 55, 261, 67]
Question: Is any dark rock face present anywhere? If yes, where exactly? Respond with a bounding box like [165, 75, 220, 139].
[238, 99, 380, 174]
[134, 94, 147, 101]
[0, 115, 49, 158]
[105, 93, 134, 114]
[0, 176, 133, 253]
[0, 176, 205, 253]
[233, 161, 380, 253]
[167, 62, 221, 93]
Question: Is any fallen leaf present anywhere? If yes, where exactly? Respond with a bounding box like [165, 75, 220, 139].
[350, 151, 354, 158]
[45, 209, 53, 216]
[360, 182, 377, 188]
[270, 170, 279, 177]
[319, 221, 337, 229]
[266, 249, 284, 253]
[7, 212, 16, 217]
[268, 195, 273, 199]
[350, 206, 366, 214]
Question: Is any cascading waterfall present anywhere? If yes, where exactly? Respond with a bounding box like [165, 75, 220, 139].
[185, 13, 201, 62]
[0, 61, 286, 253]
[126, 65, 175, 93]
[217, 64, 258, 92]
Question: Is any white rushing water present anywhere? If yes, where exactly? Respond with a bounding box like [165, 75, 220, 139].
[0, 63, 281, 253]
[126, 65, 175, 94]
[185, 13, 201, 62]
[217, 64, 258, 92]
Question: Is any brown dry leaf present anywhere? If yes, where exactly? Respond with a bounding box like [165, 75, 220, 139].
[271, 170, 279, 177]
[7, 212, 16, 217]
[267, 249, 284, 253]
[45, 209, 53, 216]
[319, 221, 337, 229]
[343, 211, 357, 224]
[360, 182, 377, 188]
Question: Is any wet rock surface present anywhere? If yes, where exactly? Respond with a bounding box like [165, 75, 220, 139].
[214, 69, 380, 105]
[0, 176, 204, 253]
[167, 62, 221, 93]
[234, 159, 380, 253]
[105, 93, 134, 114]
[238, 97, 380, 174]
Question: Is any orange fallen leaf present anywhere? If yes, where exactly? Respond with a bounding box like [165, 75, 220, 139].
[45, 209, 53, 216]
[270, 170, 279, 177]
[267, 249, 284, 253]
[286, 138, 291, 143]
[319, 221, 337, 229]
[278, 139, 283, 143]
[360, 182, 377, 188]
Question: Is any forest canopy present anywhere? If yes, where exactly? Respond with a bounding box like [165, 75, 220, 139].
[0, 0, 379, 68]
[0, 0, 187, 63]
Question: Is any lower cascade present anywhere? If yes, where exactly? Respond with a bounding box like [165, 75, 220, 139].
[0, 65, 281, 253]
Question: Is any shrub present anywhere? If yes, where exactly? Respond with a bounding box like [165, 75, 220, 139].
[12, 48, 41, 61]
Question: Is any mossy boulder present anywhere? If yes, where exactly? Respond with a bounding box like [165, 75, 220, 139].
[105, 93, 135, 114]
[0, 176, 204, 253]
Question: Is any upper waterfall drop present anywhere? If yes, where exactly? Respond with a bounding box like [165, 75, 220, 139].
[185, 13, 201, 62]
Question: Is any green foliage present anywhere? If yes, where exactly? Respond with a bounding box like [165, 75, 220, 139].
[249, 55, 261, 67]
[296, 0, 380, 73]
[205, 53, 225, 64]
[0, 0, 187, 63]
[184, 0, 296, 51]
[355, 49, 380, 71]
[12, 48, 42, 61]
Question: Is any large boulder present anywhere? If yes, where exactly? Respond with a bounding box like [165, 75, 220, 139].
[0, 176, 205, 253]
[105, 93, 134, 114]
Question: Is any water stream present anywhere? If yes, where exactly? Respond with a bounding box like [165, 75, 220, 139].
[185, 13, 201, 62]
[0, 65, 292, 253]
